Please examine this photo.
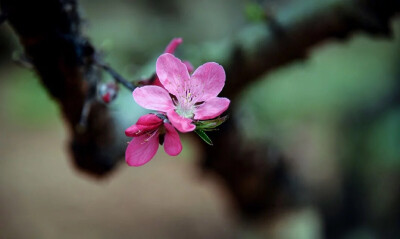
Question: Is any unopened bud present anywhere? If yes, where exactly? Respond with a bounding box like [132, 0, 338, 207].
[99, 82, 119, 103]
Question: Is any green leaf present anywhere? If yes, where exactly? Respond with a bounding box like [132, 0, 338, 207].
[195, 129, 213, 146]
[195, 115, 229, 130]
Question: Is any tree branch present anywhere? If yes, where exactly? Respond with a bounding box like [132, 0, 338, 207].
[1, 0, 126, 176]
[185, 0, 400, 101]
[191, 0, 400, 218]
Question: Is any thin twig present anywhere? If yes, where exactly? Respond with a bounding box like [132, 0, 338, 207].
[98, 63, 136, 91]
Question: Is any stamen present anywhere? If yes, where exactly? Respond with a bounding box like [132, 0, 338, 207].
[141, 129, 159, 144]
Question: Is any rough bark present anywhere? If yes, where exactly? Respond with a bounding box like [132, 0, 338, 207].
[1, 0, 125, 176]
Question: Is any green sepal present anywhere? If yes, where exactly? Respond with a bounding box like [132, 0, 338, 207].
[201, 128, 219, 132]
[195, 129, 213, 146]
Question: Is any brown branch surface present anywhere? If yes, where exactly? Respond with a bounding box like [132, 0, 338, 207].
[186, 0, 400, 100]
[192, 0, 400, 218]
[1, 0, 125, 176]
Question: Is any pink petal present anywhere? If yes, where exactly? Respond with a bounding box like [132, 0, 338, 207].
[164, 38, 183, 54]
[194, 97, 230, 120]
[167, 110, 196, 133]
[163, 123, 182, 156]
[132, 86, 174, 112]
[125, 132, 160, 167]
[136, 114, 163, 125]
[125, 125, 144, 137]
[156, 53, 190, 97]
[190, 62, 226, 102]
[125, 114, 162, 137]
[183, 61, 194, 73]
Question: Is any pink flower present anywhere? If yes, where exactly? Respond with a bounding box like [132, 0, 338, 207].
[153, 38, 193, 88]
[133, 53, 230, 133]
[125, 114, 182, 167]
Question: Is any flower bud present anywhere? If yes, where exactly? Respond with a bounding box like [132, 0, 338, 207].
[98, 82, 119, 103]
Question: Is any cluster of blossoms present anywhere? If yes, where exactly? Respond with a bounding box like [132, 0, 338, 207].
[125, 38, 230, 166]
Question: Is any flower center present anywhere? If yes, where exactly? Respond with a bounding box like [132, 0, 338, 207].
[175, 102, 194, 118]
[175, 92, 195, 118]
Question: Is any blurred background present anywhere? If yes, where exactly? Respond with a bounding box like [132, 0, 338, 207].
[0, 0, 399, 238]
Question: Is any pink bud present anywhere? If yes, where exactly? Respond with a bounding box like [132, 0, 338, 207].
[164, 38, 183, 54]
[99, 83, 119, 103]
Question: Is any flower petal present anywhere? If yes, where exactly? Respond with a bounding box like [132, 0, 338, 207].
[163, 123, 182, 156]
[125, 132, 160, 167]
[194, 97, 230, 120]
[125, 114, 163, 137]
[167, 110, 196, 133]
[125, 124, 144, 137]
[183, 61, 194, 73]
[190, 62, 226, 102]
[164, 38, 183, 54]
[156, 53, 190, 97]
[132, 86, 174, 112]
